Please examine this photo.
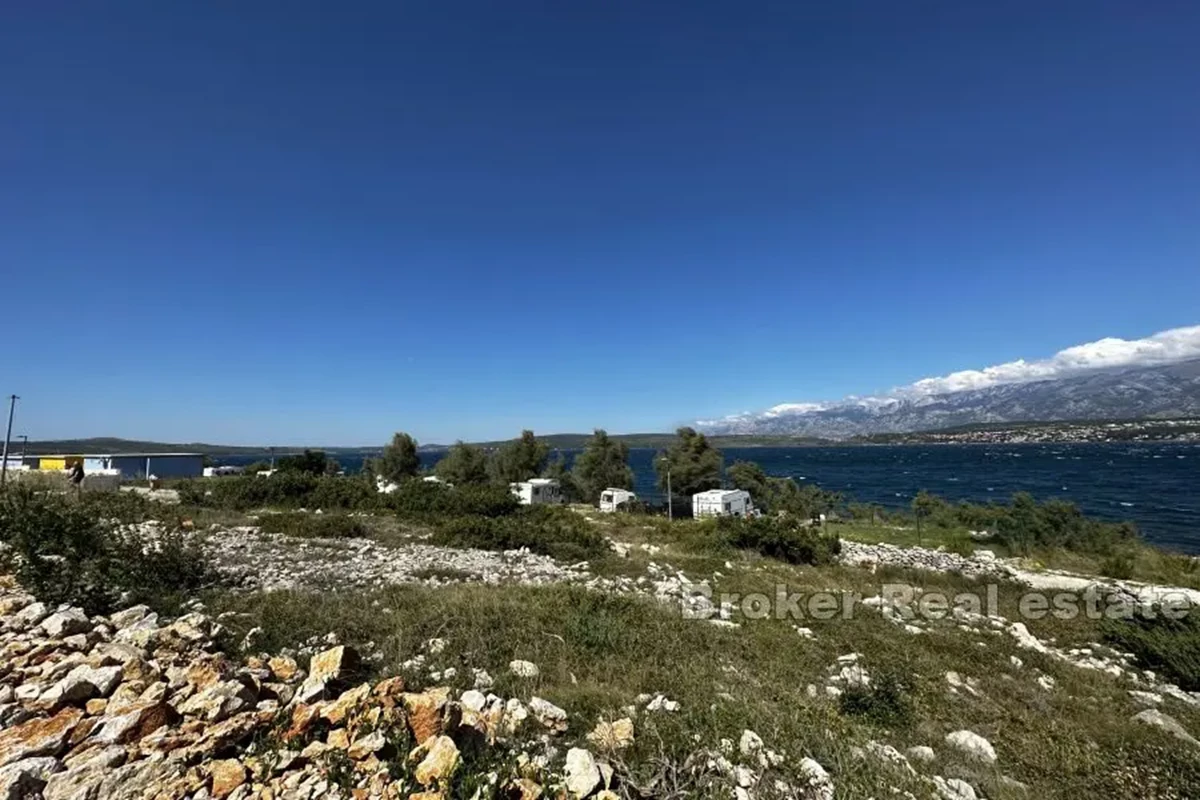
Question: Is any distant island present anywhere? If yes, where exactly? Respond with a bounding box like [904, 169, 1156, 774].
[14, 433, 830, 456]
[14, 419, 1200, 457]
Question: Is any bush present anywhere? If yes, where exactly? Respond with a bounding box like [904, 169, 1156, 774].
[107, 526, 215, 609]
[1101, 551, 1137, 580]
[309, 477, 379, 511]
[838, 672, 915, 727]
[887, 491, 1141, 556]
[380, 481, 521, 520]
[430, 506, 606, 562]
[177, 473, 522, 521]
[257, 512, 368, 539]
[0, 487, 214, 614]
[715, 516, 841, 566]
[1102, 612, 1200, 692]
[78, 490, 159, 523]
[177, 474, 373, 512]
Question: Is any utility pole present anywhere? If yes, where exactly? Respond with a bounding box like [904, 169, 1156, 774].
[269, 446, 276, 470]
[660, 457, 672, 522]
[17, 435, 27, 460]
[1, 395, 17, 487]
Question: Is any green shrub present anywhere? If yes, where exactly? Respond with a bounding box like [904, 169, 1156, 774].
[1102, 612, 1200, 692]
[716, 516, 841, 566]
[107, 526, 215, 609]
[430, 506, 606, 562]
[309, 477, 378, 511]
[989, 493, 1138, 555]
[177, 474, 521, 521]
[0, 487, 214, 614]
[1101, 551, 1137, 580]
[379, 481, 521, 520]
[838, 672, 915, 727]
[177, 474, 370, 511]
[257, 512, 368, 539]
[77, 490, 158, 524]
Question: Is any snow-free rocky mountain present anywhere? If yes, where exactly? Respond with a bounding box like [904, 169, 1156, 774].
[699, 358, 1200, 439]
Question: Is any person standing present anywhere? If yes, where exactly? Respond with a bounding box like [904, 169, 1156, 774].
[67, 460, 85, 496]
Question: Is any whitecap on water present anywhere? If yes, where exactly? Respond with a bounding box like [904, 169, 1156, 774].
[1120, 502, 1135, 507]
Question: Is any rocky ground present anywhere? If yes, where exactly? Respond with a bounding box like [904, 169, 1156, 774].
[2, 572, 1130, 800]
[0, 577, 853, 800]
[184, 523, 590, 592]
[170, 518, 1200, 615]
[6, 514, 1200, 798]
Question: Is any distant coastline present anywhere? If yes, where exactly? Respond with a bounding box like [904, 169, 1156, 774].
[15, 417, 1200, 456]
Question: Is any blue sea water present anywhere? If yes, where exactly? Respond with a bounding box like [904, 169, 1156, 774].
[215, 442, 1200, 552]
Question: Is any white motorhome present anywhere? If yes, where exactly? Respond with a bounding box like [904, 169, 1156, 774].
[511, 478, 563, 505]
[692, 488, 753, 518]
[203, 465, 244, 477]
[599, 488, 636, 513]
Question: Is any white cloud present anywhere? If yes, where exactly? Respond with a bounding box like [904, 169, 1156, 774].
[763, 402, 828, 416]
[900, 325, 1200, 397]
[699, 324, 1200, 425]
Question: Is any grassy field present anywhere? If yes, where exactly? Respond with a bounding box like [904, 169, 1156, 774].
[188, 509, 1200, 798]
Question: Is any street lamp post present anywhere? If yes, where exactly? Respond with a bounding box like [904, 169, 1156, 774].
[0, 395, 17, 487]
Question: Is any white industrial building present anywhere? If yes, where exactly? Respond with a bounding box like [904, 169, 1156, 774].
[511, 478, 563, 505]
[599, 488, 636, 513]
[692, 488, 753, 518]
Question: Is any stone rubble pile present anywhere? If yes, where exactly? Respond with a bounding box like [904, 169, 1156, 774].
[839, 541, 1017, 580]
[149, 523, 593, 592]
[0, 578, 847, 800]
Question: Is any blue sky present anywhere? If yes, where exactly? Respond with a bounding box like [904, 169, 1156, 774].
[3, 1, 1198, 445]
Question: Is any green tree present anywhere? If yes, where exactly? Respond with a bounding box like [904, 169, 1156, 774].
[572, 429, 634, 504]
[435, 442, 489, 485]
[727, 460, 842, 519]
[277, 449, 334, 476]
[377, 432, 422, 482]
[727, 461, 772, 506]
[542, 453, 582, 503]
[912, 489, 939, 544]
[655, 427, 722, 497]
[487, 430, 550, 484]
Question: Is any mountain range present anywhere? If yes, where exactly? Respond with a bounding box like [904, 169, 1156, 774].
[698, 358, 1200, 439]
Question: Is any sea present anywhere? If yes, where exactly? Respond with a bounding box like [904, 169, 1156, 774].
[213, 442, 1200, 553]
